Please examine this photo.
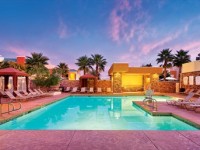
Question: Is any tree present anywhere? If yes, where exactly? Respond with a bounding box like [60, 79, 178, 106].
[173, 49, 191, 80]
[90, 54, 107, 79]
[26, 52, 49, 77]
[156, 49, 174, 81]
[0, 61, 25, 71]
[75, 55, 92, 74]
[57, 62, 69, 77]
[142, 63, 152, 67]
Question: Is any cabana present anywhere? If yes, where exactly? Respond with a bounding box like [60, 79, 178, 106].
[79, 74, 97, 90]
[0, 67, 29, 91]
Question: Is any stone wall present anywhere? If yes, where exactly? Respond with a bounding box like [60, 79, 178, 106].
[181, 71, 200, 90]
[60, 80, 80, 88]
[157, 81, 176, 93]
[88, 80, 111, 92]
[113, 72, 122, 93]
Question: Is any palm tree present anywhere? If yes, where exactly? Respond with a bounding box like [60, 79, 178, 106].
[90, 54, 107, 79]
[156, 49, 174, 81]
[75, 55, 92, 74]
[57, 62, 69, 77]
[26, 52, 49, 76]
[173, 49, 191, 80]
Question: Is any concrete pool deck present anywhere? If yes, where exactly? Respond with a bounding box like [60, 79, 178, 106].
[0, 92, 200, 149]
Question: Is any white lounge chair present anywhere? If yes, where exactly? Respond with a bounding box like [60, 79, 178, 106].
[89, 87, 94, 93]
[34, 89, 46, 96]
[14, 91, 32, 99]
[71, 87, 78, 93]
[64, 87, 71, 92]
[166, 92, 195, 105]
[5, 91, 22, 101]
[80, 87, 86, 93]
[97, 88, 102, 93]
[29, 89, 40, 96]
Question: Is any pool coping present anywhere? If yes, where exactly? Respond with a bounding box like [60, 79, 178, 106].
[0, 94, 199, 130]
[132, 101, 200, 129]
[0, 95, 71, 125]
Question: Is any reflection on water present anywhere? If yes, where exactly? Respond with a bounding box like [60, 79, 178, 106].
[0, 96, 197, 130]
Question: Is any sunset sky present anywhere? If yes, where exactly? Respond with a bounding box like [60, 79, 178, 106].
[0, 0, 200, 77]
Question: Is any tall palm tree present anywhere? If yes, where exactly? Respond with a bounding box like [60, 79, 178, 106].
[90, 54, 107, 79]
[173, 49, 191, 80]
[57, 62, 69, 77]
[75, 55, 92, 74]
[156, 49, 174, 81]
[26, 52, 49, 76]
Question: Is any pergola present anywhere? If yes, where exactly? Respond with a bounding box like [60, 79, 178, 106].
[0, 67, 29, 91]
[79, 74, 97, 89]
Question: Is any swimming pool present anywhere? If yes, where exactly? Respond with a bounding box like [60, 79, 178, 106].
[0, 96, 197, 130]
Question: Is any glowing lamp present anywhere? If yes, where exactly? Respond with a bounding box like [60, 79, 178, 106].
[0, 55, 4, 62]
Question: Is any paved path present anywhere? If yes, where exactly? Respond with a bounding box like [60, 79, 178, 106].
[1, 93, 200, 150]
[0, 130, 200, 150]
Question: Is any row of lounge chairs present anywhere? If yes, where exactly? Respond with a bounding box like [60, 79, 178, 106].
[1, 89, 48, 101]
[166, 92, 200, 111]
[180, 88, 200, 96]
[63, 87, 112, 93]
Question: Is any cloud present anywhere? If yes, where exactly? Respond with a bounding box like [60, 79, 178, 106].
[109, 0, 150, 43]
[170, 40, 200, 60]
[57, 17, 68, 39]
[6, 46, 30, 56]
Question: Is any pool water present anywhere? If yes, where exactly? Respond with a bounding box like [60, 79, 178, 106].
[0, 96, 197, 130]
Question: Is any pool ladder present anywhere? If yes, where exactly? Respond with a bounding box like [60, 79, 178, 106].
[0, 101, 22, 116]
[143, 97, 157, 111]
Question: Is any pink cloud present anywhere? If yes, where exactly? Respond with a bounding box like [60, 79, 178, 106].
[110, 0, 130, 42]
[170, 41, 200, 60]
[109, 0, 151, 43]
[6, 46, 30, 56]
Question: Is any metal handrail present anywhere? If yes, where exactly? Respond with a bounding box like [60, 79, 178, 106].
[143, 97, 157, 111]
[0, 102, 22, 115]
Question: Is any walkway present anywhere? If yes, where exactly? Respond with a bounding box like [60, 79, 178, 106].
[0, 130, 200, 150]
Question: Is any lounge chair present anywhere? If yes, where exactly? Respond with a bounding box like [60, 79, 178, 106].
[71, 87, 78, 93]
[38, 89, 48, 95]
[34, 89, 46, 96]
[194, 89, 200, 96]
[186, 98, 200, 111]
[5, 91, 22, 101]
[180, 89, 194, 94]
[14, 91, 32, 99]
[22, 90, 36, 97]
[89, 87, 94, 93]
[80, 87, 86, 93]
[97, 88, 102, 93]
[166, 92, 195, 105]
[64, 87, 71, 92]
[29, 89, 40, 96]
[106, 88, 112, 93]
[0, 90, 7, 98]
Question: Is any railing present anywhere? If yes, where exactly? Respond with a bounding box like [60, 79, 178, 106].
[143, 97, 157, 111]
[0, 96, 22, 116]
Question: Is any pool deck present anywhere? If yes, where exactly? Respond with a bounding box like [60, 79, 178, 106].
[1, 92, 200, 149]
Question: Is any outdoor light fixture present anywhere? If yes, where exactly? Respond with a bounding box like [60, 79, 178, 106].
[0, 55, 4, 62]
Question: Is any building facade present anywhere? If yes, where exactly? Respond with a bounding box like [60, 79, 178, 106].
[108, 63, 163, 93]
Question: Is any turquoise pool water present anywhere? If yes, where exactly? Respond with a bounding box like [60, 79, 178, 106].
[0, 96, 197, 130]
